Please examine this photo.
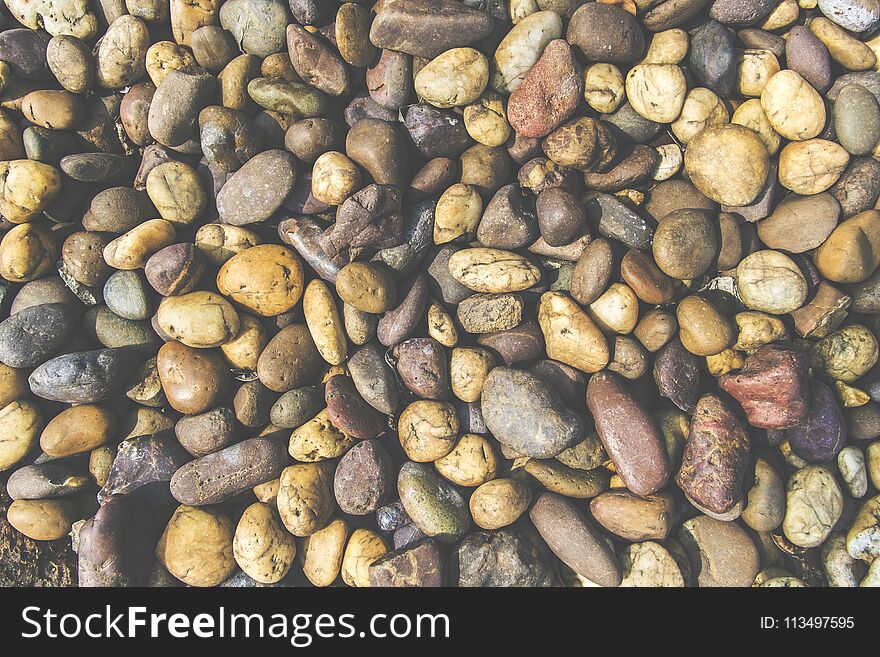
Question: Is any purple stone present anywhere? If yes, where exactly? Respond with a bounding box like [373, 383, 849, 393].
[786, 379, 846, 463]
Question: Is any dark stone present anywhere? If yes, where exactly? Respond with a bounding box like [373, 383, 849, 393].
[377, 274, 429, 347]
[377, 500, 411, 533]
[709, 0, 776, 25]
[0, 303, 78, 368]
[426, 245, 472, 305]
[0, 29, 52, 80]
[369, 0, 495, 58]
[320, 184, 404, 258]
[456, 529, 556, 587]
[99, 433, 192, 505]
[567, 4, 644, 64]
[653, 339, 702, 413]
[348, 343, 400, 415]
[270, 386, 325, 429]
[78, 495, 158, 587]
[786, 380, 847, 464]
[6, 463, 91, 500]
[584, 193, 655, 251]
[404, 104, 472, 159]
[689, 20, 737, 97]
[29, 346, 146, 403]
[374, 198, 436, 277]
[334, 439, 394, 515]
[325, 374, 387, 439]
[476, 183, 538, 249]
[482, 366, 587, 458]
[476, 319, 545, 365]
[393, 338, 451, 400]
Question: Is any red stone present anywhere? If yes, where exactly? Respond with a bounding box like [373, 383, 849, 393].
[507, 40, 582, 139]
[676, 394, 750, 516]
[719, 346, 808, 429]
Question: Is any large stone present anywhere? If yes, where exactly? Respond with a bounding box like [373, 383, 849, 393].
[507, 40, 582, 139]
[481, 366, 587, 458]
[719, 346, 808, 429]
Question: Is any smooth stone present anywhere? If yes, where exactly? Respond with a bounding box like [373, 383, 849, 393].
[476, 184, 538, 249]
[325, 374, 386, 440]
[0, 303, 78, 368]
[78, 495, 157, 587]
[269, 386, 325, 429]
[174, 407, 237, 457]
[6, 463, 90, 500]
[216, 149, 296, 225]
[720, 162, 778, 222]
[587, 371, 670, 496]
[85, 306, 161, 349]
[103, 270, 152, 321]
[709, 0, 776, 25]
[397, 461, 470, 543]
[786, 26, 833, 93]
[28, 346, 144, 403]
[475, 319, 545, 365]
[369, 0, 494, 59]
[529, 493, 622, 587]
[170, 436, 288, 505]
[602, 102, 663, 144]
[148, 70, 215, 147]
[678, 515, 759, 587]
[690, 20, 737, 97]
[348, 343, 400, 415]
[643, 0, 713, 31]
[60, 153, 136, 183]
[757, 193, 840, 253]
[818, 0, 880, 32]
[566, 4, 645, 64]
[786, 379, 847, 464]
[834, 84, 880, 156]
[219, 0, 288, 58]
[644, 179, 718, 222]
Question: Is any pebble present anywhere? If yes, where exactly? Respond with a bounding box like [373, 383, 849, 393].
[0, 303, 77, 369]
[587, 371, 670, 496]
